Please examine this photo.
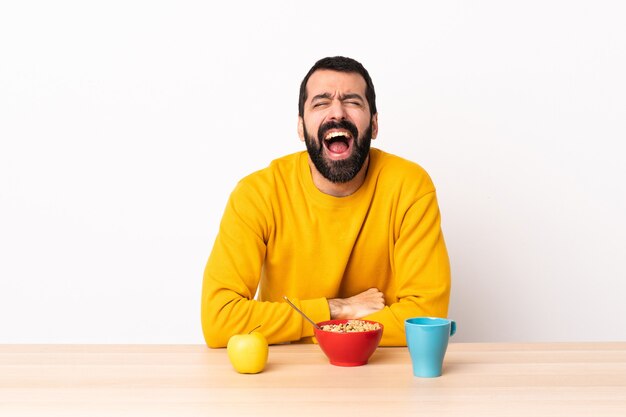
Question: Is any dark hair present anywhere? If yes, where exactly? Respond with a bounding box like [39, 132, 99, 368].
[298, 56, 377, 117]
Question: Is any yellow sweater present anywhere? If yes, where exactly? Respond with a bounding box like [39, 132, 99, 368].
[201, 148, 450, 348]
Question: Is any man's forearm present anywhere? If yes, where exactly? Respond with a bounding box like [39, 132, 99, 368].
[328, 288, 385, 319]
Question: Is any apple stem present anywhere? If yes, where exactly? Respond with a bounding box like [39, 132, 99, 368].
[249, 325, 262, 334]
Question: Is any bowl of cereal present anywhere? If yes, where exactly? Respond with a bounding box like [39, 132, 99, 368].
[314, 319, 384, 366]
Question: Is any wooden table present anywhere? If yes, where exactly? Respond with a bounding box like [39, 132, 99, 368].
[1, 343, 625, 416]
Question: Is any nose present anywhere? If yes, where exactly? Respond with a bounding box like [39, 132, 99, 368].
[327, 100, 347, 121]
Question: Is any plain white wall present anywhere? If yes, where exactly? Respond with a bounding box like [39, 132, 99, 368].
[1, 1, 625, 343]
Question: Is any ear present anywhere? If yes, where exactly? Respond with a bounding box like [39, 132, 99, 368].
[371, 113, 379, 140]
[297, 116, 305, 142]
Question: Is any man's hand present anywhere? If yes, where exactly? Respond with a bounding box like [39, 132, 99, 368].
[328, 288, 385, 319]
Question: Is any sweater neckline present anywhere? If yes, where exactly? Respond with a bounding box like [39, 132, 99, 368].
[298, 149, 381, 209]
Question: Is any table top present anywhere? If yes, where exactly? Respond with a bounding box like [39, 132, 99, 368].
[1, 342, 625, 417]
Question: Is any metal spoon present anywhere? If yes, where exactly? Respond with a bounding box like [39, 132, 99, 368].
[283, 296, 322, 330]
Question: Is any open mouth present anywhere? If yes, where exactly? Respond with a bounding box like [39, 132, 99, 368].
[323, 130, 353, 157]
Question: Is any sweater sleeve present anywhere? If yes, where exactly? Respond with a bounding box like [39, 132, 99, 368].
[201, 181, 330, 348]
[363, 191, 451, 346]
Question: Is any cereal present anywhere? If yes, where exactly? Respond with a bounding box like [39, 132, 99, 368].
[320, 320, 381, 333]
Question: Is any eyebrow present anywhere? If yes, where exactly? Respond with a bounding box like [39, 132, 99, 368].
[311, 93, 332, 102]
[341, 93, 364, 102]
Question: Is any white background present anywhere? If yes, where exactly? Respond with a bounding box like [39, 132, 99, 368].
[1, 1, 625, 343]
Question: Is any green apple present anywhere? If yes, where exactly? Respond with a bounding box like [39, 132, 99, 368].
[227, 327, 268, 374]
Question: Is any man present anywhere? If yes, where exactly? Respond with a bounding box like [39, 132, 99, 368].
[201, 56, 450, 348]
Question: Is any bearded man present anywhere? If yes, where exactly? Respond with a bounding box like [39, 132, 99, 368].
[201, 56, 451, 347]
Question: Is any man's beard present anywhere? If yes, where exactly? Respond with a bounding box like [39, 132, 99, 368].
[303, 119, 372, 184]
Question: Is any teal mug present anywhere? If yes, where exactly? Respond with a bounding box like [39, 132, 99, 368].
[405, 317, 457, 377]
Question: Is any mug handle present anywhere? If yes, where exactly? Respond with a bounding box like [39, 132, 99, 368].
[450, 320, 457, 337]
